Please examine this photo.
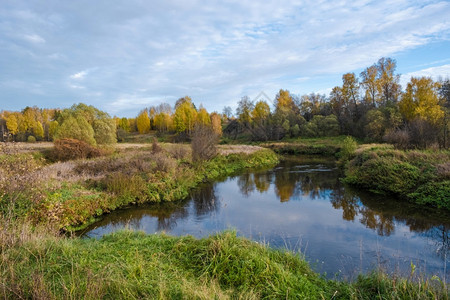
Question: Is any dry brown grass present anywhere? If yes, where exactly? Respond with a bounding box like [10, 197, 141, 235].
[217, 145, 263, 155]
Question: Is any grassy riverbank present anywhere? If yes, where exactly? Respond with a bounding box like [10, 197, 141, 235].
[1, 227, 447, 299]
[343, 144, 450, 211]
[0, 144, 278, 231]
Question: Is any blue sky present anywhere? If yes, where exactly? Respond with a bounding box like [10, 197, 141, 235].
[1, 0, 449, 117]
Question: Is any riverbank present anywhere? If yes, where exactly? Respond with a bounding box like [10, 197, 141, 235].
[1, 226, 447, 299]
[343, 144, 450, 211]
[0, 143, 279, 231]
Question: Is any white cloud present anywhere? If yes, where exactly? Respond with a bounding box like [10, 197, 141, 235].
[23, 34, 45, 44]
[400, 64, 450, 87]
[69, 70, 88, 80]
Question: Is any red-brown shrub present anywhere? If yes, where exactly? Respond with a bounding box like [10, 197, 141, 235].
[52, 139, 105, 161]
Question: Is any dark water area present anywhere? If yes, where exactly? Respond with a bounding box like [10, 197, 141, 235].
[81, 156, 450, 281]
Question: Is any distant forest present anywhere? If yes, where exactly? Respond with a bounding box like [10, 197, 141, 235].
[1, 57, 449, 149]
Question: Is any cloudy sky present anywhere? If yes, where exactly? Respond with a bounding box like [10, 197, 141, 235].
[1, 0, 450, 117]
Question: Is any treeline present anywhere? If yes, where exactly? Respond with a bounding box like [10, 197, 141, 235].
[227, 57, 449, 148]
[0, 103, 116, 145]
[1, 57, 449, 148]
[116, 96, 223, 142]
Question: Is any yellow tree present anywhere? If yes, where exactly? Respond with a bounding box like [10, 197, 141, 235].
[251, 100, 270, 124]
[154, 112, 173, 132]
[174, 98, 197, 134]
[136, 110, 150, 134]
[210, 112, 222, 137]
[196, 107, 211, 126]
[275, 89, 294, 112]
[399, 77, 444, 125]
[33, 121, 44, 140]
[6, 113, 18, 136]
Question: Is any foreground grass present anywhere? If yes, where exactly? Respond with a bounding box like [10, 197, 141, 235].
[1, 227, 447, 299]
[344, 144, 450, 211]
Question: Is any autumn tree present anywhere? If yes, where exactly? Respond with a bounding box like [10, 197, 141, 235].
[136, 110, 151, 134]
[196, 107, 211, 126]
[399, 77, 444, 125]
[174, 97, 197, 134]
[5, 113, 18, 136]
[210, 112, 222, 137]
[236, 96, 254, 126]
[376, 57, 401, 105]
[251, 100, 270, 125]
[360, 65, 378, 106]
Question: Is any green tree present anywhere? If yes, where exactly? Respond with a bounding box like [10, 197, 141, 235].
[93, 119, 116, 144]
[364, 109, 386, 141]
[55, 115, 96, 145]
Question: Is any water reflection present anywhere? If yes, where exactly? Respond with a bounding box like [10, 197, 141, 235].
[82, 156, 450, 280]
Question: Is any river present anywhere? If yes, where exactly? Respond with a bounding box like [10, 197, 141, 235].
[81, 156, 450, 281]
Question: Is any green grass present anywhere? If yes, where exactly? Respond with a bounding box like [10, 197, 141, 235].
[1, 228, 447, 299]
[344, 146, 450, 210]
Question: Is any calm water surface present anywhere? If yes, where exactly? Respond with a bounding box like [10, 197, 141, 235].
[82, 156, 450, 280]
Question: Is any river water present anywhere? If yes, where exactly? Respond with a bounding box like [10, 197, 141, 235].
[81, 156, 449, 281]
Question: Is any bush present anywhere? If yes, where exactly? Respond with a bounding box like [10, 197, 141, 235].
[52, 139, 105, 161]
[339, 136, 357, 161]
[27, 135, 36, 143]
[384, 129, 410, 150]
[191, 125, 219, 162]
[153, 153, 176, 173]
[151, 138, 162, 153]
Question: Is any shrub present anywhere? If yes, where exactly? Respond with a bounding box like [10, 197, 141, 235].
[339, 136, 357, 161]
[27, 135, 36, 143]
[191, 125, 219, 162]
[166, 144, 189, 160]
[384, 129, 410, 150]
[153, 153, 176, 173]
[151, 137, 162, 153]
[52, 139, 105, 161]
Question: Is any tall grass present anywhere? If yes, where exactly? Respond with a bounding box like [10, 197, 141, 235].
[1, 227, 447, 299]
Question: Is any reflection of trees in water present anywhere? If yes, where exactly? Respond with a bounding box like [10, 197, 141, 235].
[190, 183, 220, 217]
[331, 185, 450, 245]
[81, 201, 190, 235]
[254, 173, 270, 193]
[331, 187, 395, 236]
[274, 163, 339, 202]
[237, 173, 255, 197]
[237, 160, 341, 202]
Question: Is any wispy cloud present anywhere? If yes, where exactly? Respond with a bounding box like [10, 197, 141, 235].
[70, 70, 89, 80]
[23, 34, 45, 44]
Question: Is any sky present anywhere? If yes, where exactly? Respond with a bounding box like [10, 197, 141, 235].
[1, 0, 450, 117]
